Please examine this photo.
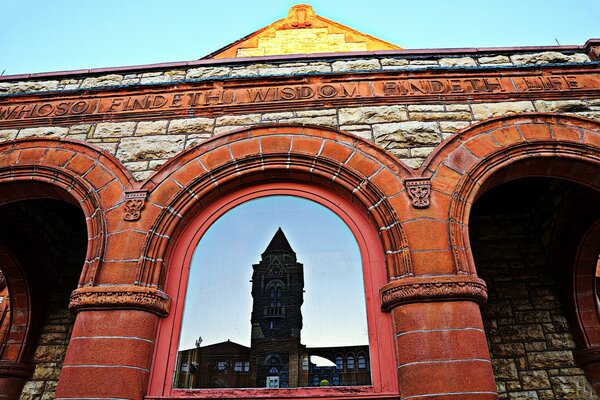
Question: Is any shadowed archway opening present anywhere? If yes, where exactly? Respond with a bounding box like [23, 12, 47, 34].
[0, 197, 87, 399]
[470, 177, 600, 399]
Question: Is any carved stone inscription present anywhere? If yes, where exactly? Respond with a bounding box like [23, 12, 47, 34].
[1, 71, 599, 126]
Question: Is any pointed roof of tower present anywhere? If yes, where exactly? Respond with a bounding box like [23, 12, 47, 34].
[204, 4, 401, 59]
[263, 227, 295, 254]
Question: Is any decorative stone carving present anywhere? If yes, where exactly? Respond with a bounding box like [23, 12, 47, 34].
[124, 190, 148, 221]
[405, 178, 431, 208]
[0, 362, 34, 379]
[574, 346, 600, 367]
[69, 285, 171, 316]
[380, 275, 488, 311]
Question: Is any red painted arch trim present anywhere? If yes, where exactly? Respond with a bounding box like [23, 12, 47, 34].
[148, 182, 398, 398]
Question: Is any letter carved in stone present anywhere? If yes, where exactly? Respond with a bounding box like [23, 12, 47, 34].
[124, 190, 148, 221]
[405, 178, 431, 208]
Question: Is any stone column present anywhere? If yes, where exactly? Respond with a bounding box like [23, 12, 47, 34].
[380, 275, 498, 400]
[54, 286, 169, 399]
[0, 363, 33, 400]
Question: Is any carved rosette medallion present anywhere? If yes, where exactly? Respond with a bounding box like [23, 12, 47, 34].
[69, 285, 171, 316]
[575, 346, 600, 367]
[0, 362, 34, 379]
[380, 275, 488, 311]
[124, 190, 148, 221]
[405, 178, 431, 208]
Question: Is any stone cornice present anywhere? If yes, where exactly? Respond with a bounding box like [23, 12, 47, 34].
[69, 285, 171, 317]
[380, 275, 488, 311]
[0, 362, 33, 379]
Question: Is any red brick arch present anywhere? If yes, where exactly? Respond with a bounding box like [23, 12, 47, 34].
[138, 124, 413, 288]
[0, 137, 134, 286]
[424, 114, 600, 274]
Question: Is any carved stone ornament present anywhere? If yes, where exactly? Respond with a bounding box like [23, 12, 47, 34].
[380, 275, 488, 311]
[405, 178, 431, 209]
[69, 285, 171, 317]
[0, 362, 34, 379]
[124, 190, 148, 221]
[574, 346, 600, 367]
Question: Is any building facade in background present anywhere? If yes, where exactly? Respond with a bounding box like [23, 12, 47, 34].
[0, 4, 600, 400]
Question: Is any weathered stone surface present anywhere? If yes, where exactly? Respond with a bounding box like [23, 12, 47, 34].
[258, 63, 331, 76]
[493, 343, 525, 357]
[446, 104, 471, 111]
[339, 105, 408, 124]
[0, 80, 59, 94]
[93, 141, 118, 155]
[19, 381, 45, 400]
[439, 57, 477, 67]
[261, 111, 295, 121]
[492, 359, 519, 380]
[135, 120, 169, 136]
[381, 58, 409, 69]
[0, 129, 18, 141]
[508, 391, 539, 400]
[332, 59, 381, 72]
[546, 333, 576, 350]
[410, 146, 436, 158]
[527, 351, 574, 368]
[373, 121, 442, 149]
[520, 370, 551, 390]
[550, 376, 597, 399]
[186, 66, 232, 79]
[440, 121, 470, 134]
[33, 362, 62, 380]
[132, 170, 154, 181]
[278, 116, 337, 126]
[94, 122, 136, 138]
[123, 161, 149, 172]
[409, 60, 438, 65]
[478, 55, 511, 65]
[398, 157, 425, 169]
[148, 159, 168, 170]
[294, 109, 336, 117]
[533, 100, 589, 112]
[472, 101, 535, 119]
[185, 133, 212, 149]
[510, 52, 590, 65]
[33, 345, 67, 362]
[67, 124, 92, 136]
[408, 104, 444, 112]
[410, 111, 472, 121]
[17, 126, 69, 139]
[116, 135, 185, 162]
[168, 117, 214, 134]
[80, 74, 123, 89]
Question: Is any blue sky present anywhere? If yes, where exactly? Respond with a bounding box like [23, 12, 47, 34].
[178, 196, 368, 350]
[1, 0, 599, 75]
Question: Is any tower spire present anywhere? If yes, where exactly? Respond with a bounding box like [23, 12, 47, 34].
[263, 227, 295, 255]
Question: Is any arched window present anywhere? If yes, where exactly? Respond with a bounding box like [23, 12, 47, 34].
[335, 356, 343, 370]
[358, 354, 367, 370]
[150, 182, 397, 397]
[346, 355, 355, 371]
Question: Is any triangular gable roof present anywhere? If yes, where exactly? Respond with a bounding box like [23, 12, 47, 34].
[263, 227, 295, 255]
[204, 4, 401, 59]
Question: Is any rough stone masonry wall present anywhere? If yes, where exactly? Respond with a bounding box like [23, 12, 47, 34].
[19, 273, 77, 400]
[1, 50, 600, 181]
[472, 212, 597, 400]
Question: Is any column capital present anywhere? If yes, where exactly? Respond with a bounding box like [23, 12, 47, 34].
[380, 274, 488, 311]
[69, 285, 171, 316]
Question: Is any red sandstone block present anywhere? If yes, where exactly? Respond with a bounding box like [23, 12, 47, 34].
[199, 146, 232, 171]
[431, 164, 463, 196]
[345, 152, 381, 177]
[255, 125, 304, 136]
[17, 147, 47, 165]
[72, 309, 158, 340]
[291, 136, 323, 156]
[0, 149, 21, 166]
[0, 343, 21, 361]
[518, 123, 552, 141]
[370, 168, 404, 198]
[95, 261, 140, 286]
[464, 134, 500, 159]
[55, 365, 149, 399]
[408, 249, 456, 276]
[148, 178, 183, 208]
[392, 301, 484, 333]
[396, 329, 490, 365]
[397, 359, 496, 397]
[319, 141, 353, 164]
[443, 145, 480, 175]
[583, 129, 600, 147]
[83, 164, 115, 189]
[403, 219, 449, 251]
[104, 230, 147, 261]
[64, 337, 155, 368]
[42, 148, 74, 167]
[65, 153, 96, 175]
[170, 159, 204, 187]
[490, 126, 523, 146]
[552, 125, 581, 142]
[97, 180, 125, 209]
[389, 190, 452, 222]
[229, 138, 260, 160]
[261, 135, 292, 154]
